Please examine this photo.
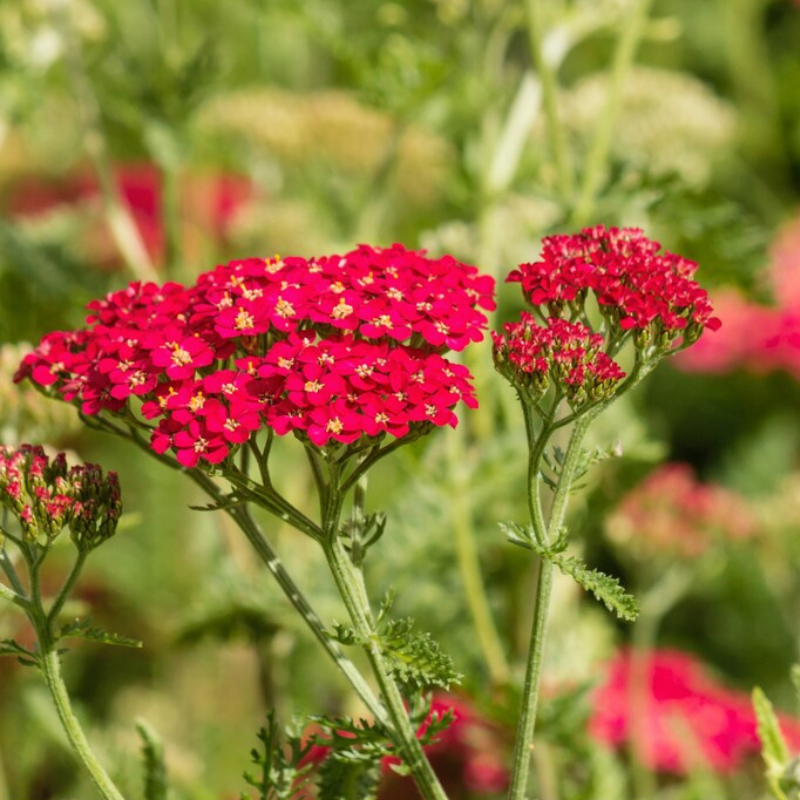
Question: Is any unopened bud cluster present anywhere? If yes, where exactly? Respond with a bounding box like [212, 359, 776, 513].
[492, 314, 625, 408]
[0, 445, 121, 551]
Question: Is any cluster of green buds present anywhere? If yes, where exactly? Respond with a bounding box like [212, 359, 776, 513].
[0, 444, 121, 551]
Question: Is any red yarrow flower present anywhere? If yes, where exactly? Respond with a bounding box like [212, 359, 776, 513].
[17, 245, 493, 466]
[508, 226, 720, 344]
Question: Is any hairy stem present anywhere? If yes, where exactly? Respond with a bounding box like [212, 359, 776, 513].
[324, 536, 448, 800]
[39, 647, 127, 800]
[188, 472, 390, 727]
[508, 413, 593, 800]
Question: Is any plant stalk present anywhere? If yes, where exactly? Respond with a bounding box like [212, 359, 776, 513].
[39, 647, 127, 800]
[507, 413, 593, 800]
[324, 536, 448, 800]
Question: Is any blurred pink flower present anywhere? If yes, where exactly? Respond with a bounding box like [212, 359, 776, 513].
[590, 648, 800, 775]
[607, 463, 756, 559]
[677, 212, 800, 379]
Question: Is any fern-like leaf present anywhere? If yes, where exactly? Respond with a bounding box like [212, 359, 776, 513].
[242, 712, 313, 800]
[500, 522, 639, 621]
[136, 720, 169, 800]
[60, 618, 143, 648]
[753, 687, 792, 800]
[377, 618, 461, 692]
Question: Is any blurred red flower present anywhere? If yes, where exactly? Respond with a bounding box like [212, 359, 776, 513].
[6, 163, 252, 268]
[590, 648, 800, 774]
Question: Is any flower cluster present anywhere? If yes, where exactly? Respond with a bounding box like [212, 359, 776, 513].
[507, 225, 720, 346]
[492, 313, 625, 406]
[0, 445, 122, 550]
[16, 245, 494, 466]
[590, 648, 800, 775]
[607, 463, 756, 560]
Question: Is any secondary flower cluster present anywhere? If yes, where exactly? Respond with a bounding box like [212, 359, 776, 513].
[0, 445, 122, 550]
[492, 314, 625, 406]
[607, 463, 756, 560]
[16, 245, 494, 465]
[507, 225, 720, 346]
[495, 227, 719, 407]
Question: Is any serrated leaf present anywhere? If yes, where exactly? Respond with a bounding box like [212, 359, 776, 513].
[326, 622, 361, 646]
[316, 753, 381, 800]
[500, 522, 638, 621]
[243, 711, 314, 800]
[0, 638, 36, 661]
[376, 619, 461, 692]
[60, 619, 143, 648]
[754, 687, 791, 768]
[136, 719, 169, 800]
[311, 716, 391, 800]
[549, 554, 639, 621]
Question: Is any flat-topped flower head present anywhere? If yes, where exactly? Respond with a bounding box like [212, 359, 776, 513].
[507, 225, 720, 352]
[0, 445, 122, 548]
[16, 245, 494, 466]
[492, 313, 625, 408]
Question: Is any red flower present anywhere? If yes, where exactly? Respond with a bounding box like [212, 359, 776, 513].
[17, 245, 493, 467]
[508, 226, 720, 343]
[492, 313, 625, 405]
[589, 648, 800, 775]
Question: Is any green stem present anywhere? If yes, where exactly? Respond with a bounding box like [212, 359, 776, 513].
[191, 474, 390, 728]
[48, 550, 88, 626]
[525, 0, 574, 200]
[78, 416, 388, 727]
[161, 165, 182, 279]
[508, 413, 593, 800]
[324, 536, 448, 800]
[570, 0, 654, 226]
[446, 433, 509, 685]
[53, 7, 157, 283]
[39, 647, 127, 800]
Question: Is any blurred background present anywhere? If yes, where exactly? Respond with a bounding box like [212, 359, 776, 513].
[2, 0, 800, 798]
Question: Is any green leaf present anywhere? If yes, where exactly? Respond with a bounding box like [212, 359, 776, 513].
[754, 687, 792, 800]
[311, 716, 392, 800]
[375, 618, 461, 692]
[500, 522, 639, 621]
[243, 711, 314, 800]
[316, 753, 381, 800]
[59, 619, 143, 649]
[0, 638, 37, 666]
[326, 622, 360, 647]
[552, 554, 639, 622]
[136, 720, 169, 800]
